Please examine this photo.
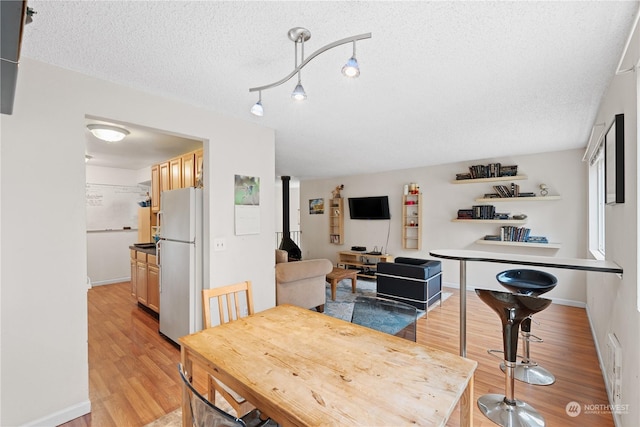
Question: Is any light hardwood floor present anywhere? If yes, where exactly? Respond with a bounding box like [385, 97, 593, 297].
[61, 282, 613, 426]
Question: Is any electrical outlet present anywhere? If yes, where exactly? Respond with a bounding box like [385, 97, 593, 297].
[213, 238, 226, 251]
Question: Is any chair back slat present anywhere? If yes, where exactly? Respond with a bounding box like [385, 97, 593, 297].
[203, 281, 255, 329]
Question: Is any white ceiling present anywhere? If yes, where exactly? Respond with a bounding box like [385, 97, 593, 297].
[22, 1, 639, 178]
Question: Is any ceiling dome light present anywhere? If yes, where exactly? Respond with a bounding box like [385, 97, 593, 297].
[342, 56, 360, 78]
[87, 124, 130, 142]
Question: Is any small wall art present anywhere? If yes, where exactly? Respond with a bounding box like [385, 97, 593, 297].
[309, 198, 324, 214]
[234, 174, 260, 235]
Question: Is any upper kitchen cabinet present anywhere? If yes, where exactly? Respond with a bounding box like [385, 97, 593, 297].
[169, 157, 182, 189]
[182, 152, 195, 188]
[152, 162, 171, 213]
[151, 165, 160, 213]
[151, 148, 203, 213]
[195, 149, 203, 185]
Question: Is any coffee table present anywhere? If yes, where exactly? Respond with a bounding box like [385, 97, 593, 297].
[326, 267, 358, 301]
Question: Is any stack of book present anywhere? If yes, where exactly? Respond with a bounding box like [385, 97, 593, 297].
[493, 183, 520, 197]
[457, 209, 473, 219]
[455, 163, 518, 180]
[526, 236, 549, 244]
[501, 226, 531, 242]
[457, 206, 497, 219]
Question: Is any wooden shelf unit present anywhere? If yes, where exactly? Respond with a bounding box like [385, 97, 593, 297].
[329, 198, 344, 245]
[337, 251, 394, 280]
[402, 193, 422, 250]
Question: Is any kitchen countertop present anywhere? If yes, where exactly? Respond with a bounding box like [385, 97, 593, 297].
[129, 244, 156, 256]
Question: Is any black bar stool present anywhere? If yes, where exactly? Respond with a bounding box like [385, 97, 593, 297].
[497, 269, 557, 386]
[476, 289, 551, 427]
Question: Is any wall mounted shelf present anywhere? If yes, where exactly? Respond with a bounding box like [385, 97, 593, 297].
[475, 240, 561, 249]
[451, 175, 527, 184]
[475, 195, 561, 202]
[452, 219, 527, 224]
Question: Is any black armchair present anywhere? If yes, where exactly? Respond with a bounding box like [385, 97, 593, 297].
[376, 257, 442, 310]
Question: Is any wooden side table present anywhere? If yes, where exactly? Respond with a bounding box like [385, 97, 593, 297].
[326, 267, 358, 301]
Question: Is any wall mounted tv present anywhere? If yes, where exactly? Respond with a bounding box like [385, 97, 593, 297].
[348, 196, 391, 220]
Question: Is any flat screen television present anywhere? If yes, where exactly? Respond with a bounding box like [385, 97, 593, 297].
[348, 196, 391, 220]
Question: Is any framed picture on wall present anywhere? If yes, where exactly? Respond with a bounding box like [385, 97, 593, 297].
[605, 113, 625, 205]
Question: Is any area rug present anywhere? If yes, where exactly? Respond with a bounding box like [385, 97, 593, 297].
[324, 278, 451, 323]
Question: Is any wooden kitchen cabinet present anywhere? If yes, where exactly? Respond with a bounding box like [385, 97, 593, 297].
[147, 256, 159, 313]
[130, 248, 159, 314]
[181, 152, 195, 188]
[195, 149, 203, 186]
[136, 251, 148, 305]
[151, 165, 160, 213]
[130, 251, 137, 297]
[159, 161, 170, 192]
[169, 157, 182, 189]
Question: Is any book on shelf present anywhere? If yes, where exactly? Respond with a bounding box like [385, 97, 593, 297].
[492, 183, 521, 198]
[455, 163, 518, 180]
[483, 235, 502, 241]
[500, 226, 531, 242]
[526, 236, 549, 243]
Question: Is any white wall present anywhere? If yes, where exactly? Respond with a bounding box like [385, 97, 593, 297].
[86, 165, 146, 285]
[300, 148, 588, 304]
[586, 24, 639, 427]
[0, 59, 275, 426]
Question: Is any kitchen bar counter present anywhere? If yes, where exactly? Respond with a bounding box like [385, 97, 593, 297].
[429, 248, 623, 357]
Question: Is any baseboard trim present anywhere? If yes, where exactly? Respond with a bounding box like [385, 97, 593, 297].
[91, 277, 130, 286]
[23, 399, 91, 427]
[442, 282, 586, 308]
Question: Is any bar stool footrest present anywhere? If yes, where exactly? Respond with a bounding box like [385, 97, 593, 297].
[500, 361, 556, 386]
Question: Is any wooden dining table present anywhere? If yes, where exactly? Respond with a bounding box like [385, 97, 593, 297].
[179, 304, 477, 427]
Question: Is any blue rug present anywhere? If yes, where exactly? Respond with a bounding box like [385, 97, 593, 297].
[324, 279, 450, 327]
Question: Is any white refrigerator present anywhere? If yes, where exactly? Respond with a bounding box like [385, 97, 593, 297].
[157, 187, 203, 344]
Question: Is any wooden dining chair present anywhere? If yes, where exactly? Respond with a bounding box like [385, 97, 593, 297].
[202, 281, 258, 419]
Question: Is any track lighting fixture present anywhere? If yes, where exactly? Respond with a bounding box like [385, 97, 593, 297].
[249, 27, 371, 116]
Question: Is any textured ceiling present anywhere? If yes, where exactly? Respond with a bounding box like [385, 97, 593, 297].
[22, 1, 639, 178]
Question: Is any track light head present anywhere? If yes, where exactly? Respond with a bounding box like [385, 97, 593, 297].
[250, 100, 264, 116]
[342, 56, 360, 78]
[291, 83, 307, 101]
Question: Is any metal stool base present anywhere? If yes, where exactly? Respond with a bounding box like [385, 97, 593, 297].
[478, 393, 545, 427]
[500, 362, 556, 385]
